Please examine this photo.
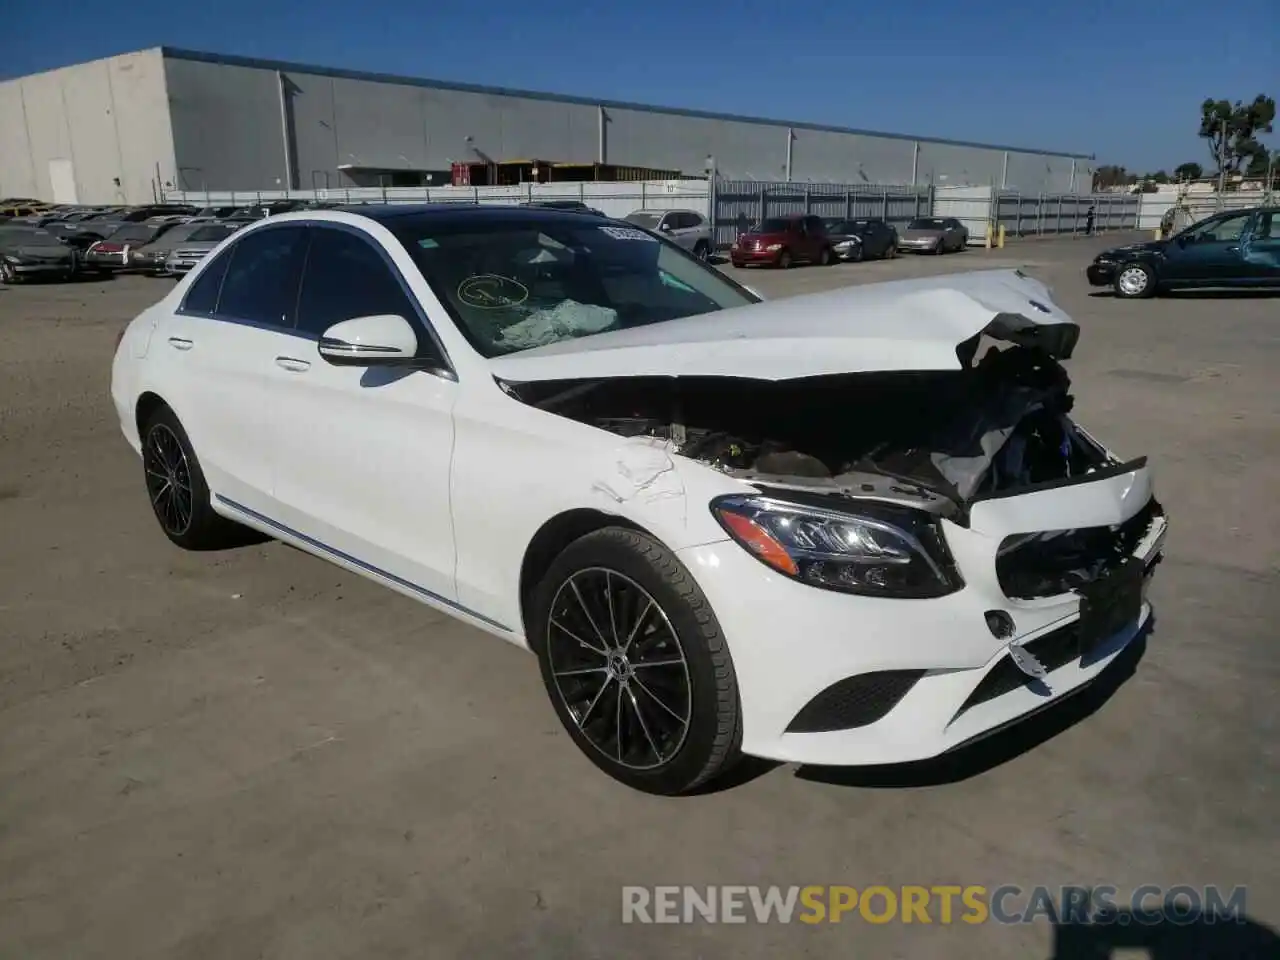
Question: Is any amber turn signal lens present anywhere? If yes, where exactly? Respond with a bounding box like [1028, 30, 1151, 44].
[714, 508, 799, 576]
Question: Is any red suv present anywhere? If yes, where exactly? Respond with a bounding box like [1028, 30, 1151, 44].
[730, 214, 834, 269]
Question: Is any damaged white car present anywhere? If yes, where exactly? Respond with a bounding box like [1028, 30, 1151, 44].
[111, 205, 1168, 795]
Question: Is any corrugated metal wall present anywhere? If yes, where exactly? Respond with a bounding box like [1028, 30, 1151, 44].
[0, 50, 176, 204]
[159, 50, 1092, 197]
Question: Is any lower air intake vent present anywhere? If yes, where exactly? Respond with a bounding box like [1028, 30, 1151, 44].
[786, 670, 925, 733]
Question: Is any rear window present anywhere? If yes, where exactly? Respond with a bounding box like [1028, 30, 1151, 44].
[189, 225, 237, 242]
[108, 224, 156, 242]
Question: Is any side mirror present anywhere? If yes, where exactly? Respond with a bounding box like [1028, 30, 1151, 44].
[658, 222, 672, 232]
[318, 314, 420, 366]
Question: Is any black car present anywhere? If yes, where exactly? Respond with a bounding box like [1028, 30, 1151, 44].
[821, 217, 900, 262]
[1087, 206, 1280, 298]
[0, 226, 79, 283]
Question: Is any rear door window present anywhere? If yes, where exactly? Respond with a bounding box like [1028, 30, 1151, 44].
[215, 226, 309, 328]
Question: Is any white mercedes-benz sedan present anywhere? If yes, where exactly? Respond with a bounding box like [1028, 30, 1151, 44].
[111, 205, 1168, 795]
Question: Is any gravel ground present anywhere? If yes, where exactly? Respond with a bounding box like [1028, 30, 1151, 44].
[1, 233, 1277, 959]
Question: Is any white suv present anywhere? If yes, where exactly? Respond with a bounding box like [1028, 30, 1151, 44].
[624, 209, 713, 259]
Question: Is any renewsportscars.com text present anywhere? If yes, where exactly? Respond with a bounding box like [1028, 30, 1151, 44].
[621, 885, 1248, 925]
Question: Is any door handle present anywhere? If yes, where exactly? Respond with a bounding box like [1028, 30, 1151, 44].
[168, 337, 193, 351]
[275, 356, 311, 373]
[1226, 245, 1239, 253]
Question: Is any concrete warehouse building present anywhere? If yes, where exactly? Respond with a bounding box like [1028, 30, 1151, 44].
[0, 47, 1095, 205]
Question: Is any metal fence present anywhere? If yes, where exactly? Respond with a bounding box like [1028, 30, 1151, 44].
[993, 192, 1140, 237]
[162, 181, 711, 221]
[710, 180, 931, 250]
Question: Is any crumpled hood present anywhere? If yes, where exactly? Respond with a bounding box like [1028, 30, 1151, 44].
[488, 269, 1079, 384]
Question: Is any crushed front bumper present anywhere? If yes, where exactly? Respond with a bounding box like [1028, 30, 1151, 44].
[677, 459, 1167, 766]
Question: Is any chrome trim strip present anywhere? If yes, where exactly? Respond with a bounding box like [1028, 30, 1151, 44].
[213, 494, 511, 633]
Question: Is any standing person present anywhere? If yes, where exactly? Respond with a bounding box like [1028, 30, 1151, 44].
[1085, 204, 1096, 236]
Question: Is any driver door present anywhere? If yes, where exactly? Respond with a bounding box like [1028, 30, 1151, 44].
[1240, 210, 1280, 285]
[268, 224, 460, 604]
[1163, 210, 1254, 284]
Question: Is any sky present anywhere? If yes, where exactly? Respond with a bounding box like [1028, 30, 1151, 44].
[1, 0, 1275, 172]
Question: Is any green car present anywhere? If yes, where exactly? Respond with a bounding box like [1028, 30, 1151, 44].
[1086, 206, 1280, 299]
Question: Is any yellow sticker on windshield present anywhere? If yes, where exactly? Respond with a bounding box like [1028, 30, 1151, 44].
[457, 274, 529, 309]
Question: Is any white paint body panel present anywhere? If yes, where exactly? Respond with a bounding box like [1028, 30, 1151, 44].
[488, 268, 1073, 383]
[109, 209, 1164, 768]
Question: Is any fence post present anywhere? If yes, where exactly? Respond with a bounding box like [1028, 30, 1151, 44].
[1015, 194, 1023, 236]
[758, 185, 766, 226]
[803, 185, 811, 216]
[845, 190, 852, 220]
[881, 188, 889, 221]
[641, 182, 647, 207]
[1037, 194, 1044, 235]
[1056, 196, 1063, 235]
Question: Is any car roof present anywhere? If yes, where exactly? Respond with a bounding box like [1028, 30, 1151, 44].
[289, 203, 617, 228]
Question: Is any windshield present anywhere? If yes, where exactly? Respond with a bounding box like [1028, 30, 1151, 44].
[0, 228, 63, 247]
[189, 224, 236, 242]
[826, 220, 871, 233]
[624, 212, 664, 230]
[908, 218, 945, 230]
[393, 215, 758, 358]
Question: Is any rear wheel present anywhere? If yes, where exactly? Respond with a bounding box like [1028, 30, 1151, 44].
[530, 527, 742, 795]
[818, 246, 834, 266]
[1114, 263, 1155, 299]
[693, 240, 710, 262]
[141, 405, 247, 550]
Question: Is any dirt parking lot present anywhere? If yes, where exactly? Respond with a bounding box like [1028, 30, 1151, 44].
[2, 233, 1277, 958]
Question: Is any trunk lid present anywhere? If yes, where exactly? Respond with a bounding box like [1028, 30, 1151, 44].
[489, 269, 1077, 384]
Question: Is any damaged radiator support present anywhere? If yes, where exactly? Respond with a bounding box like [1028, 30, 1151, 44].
[504, 344, 1114, 519]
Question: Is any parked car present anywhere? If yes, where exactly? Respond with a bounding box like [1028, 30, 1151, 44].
[110, 204, 1168, 795]
[1086, 206, 1280, 299]
[898, 217, 968, 254]
[0, 226, 79, 283]
[128, 220, 241, 274]
[624, 209, 713, 259]
[729, 214, 834, 268]
[85, 222, 179, 271]
[161, 222, 244, 276]
[189, 205, 243, 220]
[822, 218, 900, 262]
[243, 200, 310, 219]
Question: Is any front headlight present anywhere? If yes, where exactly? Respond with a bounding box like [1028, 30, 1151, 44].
[766, 243, 783, 252]
[2, 254, 19, 264]
[834, 239, 856, 249]
[711, 495, 963, 598]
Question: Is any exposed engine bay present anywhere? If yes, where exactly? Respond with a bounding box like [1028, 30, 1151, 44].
[502, 344, 1116, 522]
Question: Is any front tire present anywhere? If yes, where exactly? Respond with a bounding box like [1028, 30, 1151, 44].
[0, 261, 18, 284]
[530, 527, 742, 795]
[1114, 263, 1155, 299]
[693, 241, 710, 262]
[141, 405, 246, 550]
[776, 249, 793, 269]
